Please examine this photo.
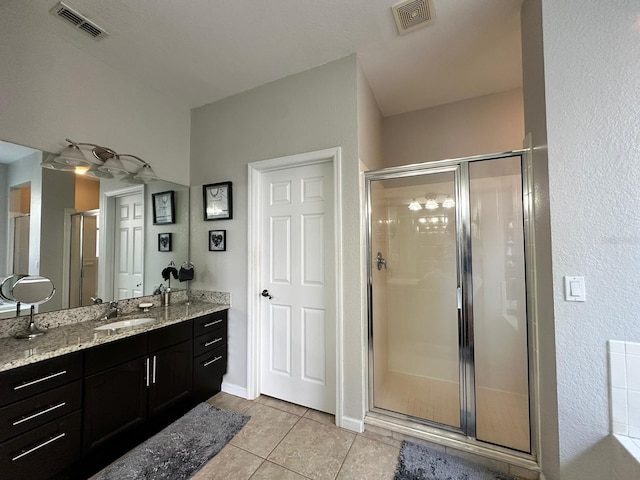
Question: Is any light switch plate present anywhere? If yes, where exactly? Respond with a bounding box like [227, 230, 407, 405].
[564, 276, 586, 302]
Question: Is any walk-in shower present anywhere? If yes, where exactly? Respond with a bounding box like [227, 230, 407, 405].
[365, 152, 531, 454]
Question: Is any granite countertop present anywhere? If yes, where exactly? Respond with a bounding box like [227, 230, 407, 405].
[0, 300, 229, 373]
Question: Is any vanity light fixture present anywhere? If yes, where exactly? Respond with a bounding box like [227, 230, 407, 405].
[46, 139, 158, 182]
[442, 196, 455, 208]
[408, 198, 422, 211]
[424, 197, 439, 210]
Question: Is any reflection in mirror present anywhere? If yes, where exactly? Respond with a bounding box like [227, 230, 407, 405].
[12, 275, 55, 339]
[0, 274, 26, 306]
[0, 139, 190, 317]
[12, 275, 55, 304]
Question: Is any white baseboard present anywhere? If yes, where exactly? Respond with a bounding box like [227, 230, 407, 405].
[339, 415, 364, 433]
[221, 382, 248, 399]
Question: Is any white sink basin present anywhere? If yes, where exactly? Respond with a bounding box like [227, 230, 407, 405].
[94, 317, 155, 331]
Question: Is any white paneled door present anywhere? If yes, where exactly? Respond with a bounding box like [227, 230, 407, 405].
[259, 161, 336, 414]
[113, 193, 144, 299]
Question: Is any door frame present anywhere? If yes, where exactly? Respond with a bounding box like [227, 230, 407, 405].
[247, 147, 344, 425]
[99, 185, 144, 301]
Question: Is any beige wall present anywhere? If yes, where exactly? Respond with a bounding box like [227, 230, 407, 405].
[357, 63, 383, 171]
[189, 56, 364, 424]
[75, 177, 100, 212]
[382, 89, 524, 167]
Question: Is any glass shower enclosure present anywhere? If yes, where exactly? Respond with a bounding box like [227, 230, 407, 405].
[366, 152, 531, 453]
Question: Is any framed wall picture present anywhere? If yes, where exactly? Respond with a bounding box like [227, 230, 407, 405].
[203, 181, 232, 220]
[152, 190, 176, 225]
[209, 230, 226, 251]
[158, 233, 172, 252]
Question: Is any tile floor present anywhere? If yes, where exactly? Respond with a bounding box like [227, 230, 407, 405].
[193, 392, 402, 480]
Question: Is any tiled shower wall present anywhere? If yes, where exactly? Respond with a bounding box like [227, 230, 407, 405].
[609, 340, 640, 478]
[608, 340, 640, 438]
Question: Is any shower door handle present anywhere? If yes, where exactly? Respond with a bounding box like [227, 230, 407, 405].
[376, 252, 387, 271]
[457, 287, 462, 310]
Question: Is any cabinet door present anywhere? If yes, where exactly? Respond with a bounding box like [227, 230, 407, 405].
[83, 358, 147, 453]
[148, 340, 193, 417]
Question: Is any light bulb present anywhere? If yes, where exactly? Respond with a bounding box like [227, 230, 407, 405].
[408, 199, 422, 211]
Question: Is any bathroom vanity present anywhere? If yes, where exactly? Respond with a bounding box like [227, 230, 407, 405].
[0, 300, 229, 479]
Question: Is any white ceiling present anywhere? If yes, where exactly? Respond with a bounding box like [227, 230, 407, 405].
[10, 0, 523, 117]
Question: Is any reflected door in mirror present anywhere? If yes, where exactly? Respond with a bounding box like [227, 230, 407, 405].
[114, 193, 144, 299]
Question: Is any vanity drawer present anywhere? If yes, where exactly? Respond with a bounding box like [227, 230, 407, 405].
[149, 320, 192, 351]
[193, 328, 227, 358]
[0, 410, 81, 480]
[0, 380, 82, 443]
[85, 334, 147, 375]
[0, 352, 82, 407]
[193, 310, 227, 337]
[193, 345, 227, 399]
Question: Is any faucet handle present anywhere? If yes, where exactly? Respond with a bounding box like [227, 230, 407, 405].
[91, 297, 103, 305]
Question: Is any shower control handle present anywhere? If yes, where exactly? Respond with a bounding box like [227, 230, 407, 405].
[376, 252, 387, 271]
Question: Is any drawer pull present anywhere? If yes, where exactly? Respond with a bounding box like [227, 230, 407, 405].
[203, 319, 223, 328]
[14, 370, 67, 391]
[12, 402, 67, 426]
[12, 432, 66, 461]
[203, 356, 223, 367]
[204, 338, 223, 347]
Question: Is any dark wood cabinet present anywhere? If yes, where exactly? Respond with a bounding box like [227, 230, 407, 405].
[0, 308, 228, 479]
[83, 357, 148, 453]
[82, 321, 196, 453]
[0, 411, 81, 480]
[0, 352, 83, 480]
[193, 310, 228, 400]
[148, 340, 193, 417]
[0, 352, 82, 406]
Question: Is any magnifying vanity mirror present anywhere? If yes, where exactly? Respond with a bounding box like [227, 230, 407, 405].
[0, 139, 190, 318]
[12, 275, 55, 339]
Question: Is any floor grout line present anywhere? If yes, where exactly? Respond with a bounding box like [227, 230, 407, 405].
[332, 433, 358, 480]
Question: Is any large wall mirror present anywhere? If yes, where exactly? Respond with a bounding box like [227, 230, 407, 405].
[0, 139, 189, 317]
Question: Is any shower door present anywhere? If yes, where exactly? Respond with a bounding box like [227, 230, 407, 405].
[367, 154, 530, 453]
[69, 210, 99, 308]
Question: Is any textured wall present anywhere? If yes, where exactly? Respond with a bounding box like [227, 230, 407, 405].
[0, 3, 191, 185]
[382, 89, 524, 167]
[190, 56, 363, 421]
[541, 0, 640, 478]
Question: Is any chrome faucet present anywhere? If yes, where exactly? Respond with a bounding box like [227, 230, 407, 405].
[99, 301, 120, 321]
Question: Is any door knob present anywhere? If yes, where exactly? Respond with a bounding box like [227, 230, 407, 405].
[261, 289, 273, 299]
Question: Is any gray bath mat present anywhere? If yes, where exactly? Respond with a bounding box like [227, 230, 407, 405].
[395, 441, 516, 480]
[95, 403, 249, 480]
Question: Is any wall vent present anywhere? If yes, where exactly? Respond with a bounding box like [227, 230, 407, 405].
[391, 0, 435, 35]
[50, 2, 109, 40]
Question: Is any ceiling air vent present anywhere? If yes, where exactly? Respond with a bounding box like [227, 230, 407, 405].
[49, 2, 109, 40]
[391, 0, 435, 35]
